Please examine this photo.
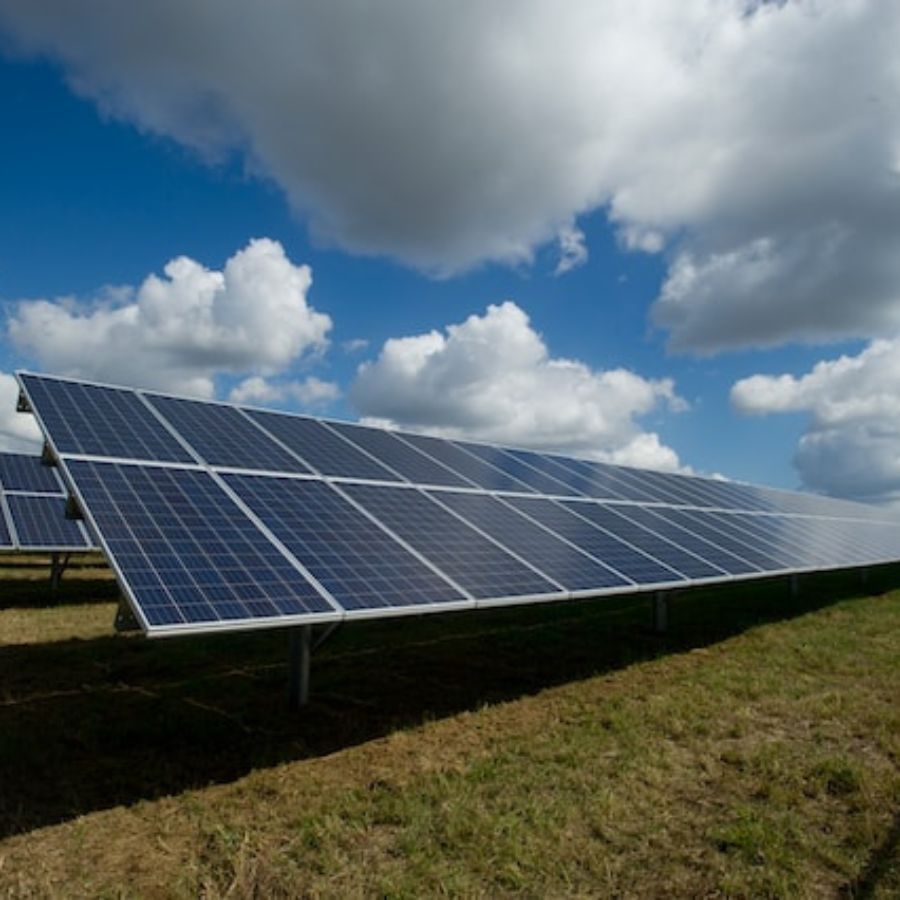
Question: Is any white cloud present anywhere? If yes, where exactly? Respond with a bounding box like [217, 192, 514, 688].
[341, 338, 369, 355]
[731, 339, 900, 504]
[229, 374, 339, 408]
[554, 223, 588, 276]
[350, 301, 685, 470]
[1, 1, 897, 350]
[0, 373, 42, 453]
[8, 238, 332, 397]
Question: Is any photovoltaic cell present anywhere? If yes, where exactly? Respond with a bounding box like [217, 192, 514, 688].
[506, 496, 684, 585]
[20, 375, 194, 463]
[65, 460, 335, 631]
[247, 410, 402, 481]
[326, 421, 471, 487]
[0, 506, 12, 547]
[0, 453, 62, 493]
[396, 432, 536, 493]
[563, 501, 726, 579]
[146, 394, 311, 473]
[430, 490, 628, 591]
[224, 474, 468, 612]
[342, 483, 561, 600]
[5, 494, 90, 549]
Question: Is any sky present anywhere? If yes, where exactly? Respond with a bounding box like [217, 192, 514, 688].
[0, 1, 898, 505]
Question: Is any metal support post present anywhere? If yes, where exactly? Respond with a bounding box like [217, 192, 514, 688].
[789, 573, 800, 599]
[859, 567, 870, 588]
[288, 625, 312, 709]
[50, 552, 62, 594]
[653, 591, 668, 634]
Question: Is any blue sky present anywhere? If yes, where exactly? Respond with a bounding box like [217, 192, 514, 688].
[0, 2, 897, 504]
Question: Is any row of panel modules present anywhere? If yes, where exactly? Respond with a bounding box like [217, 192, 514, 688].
[18, 371, 900, 636]
[0, 452, 94, 552]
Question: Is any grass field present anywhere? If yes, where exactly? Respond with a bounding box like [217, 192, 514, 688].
[1, 558, 899, 897]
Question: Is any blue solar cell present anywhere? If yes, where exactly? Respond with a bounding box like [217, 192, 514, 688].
[146, 394, 311, 473]
[342, 483, 561, 600]
[604, 504, 759, 575]
[0, 453, 62, 493]
[65, 460, 335, 630]
[20, 375, 195, 463]
[326, 421, 471, 487]
[505, 497, 684, 585]
[624, 469, 721, 509]
[451, 442, 584, 496]
[501, 448, 618, 499]
[224, 474, 468, 612]
[246, 410, 402, 481]
[0, 503, 12, 547]
[430, 490, 628, 591]
[652, 508, 788, 571]
[395, 432, 536, 493]
[564, 501, 726, 579]
[6, 494, 90, 549]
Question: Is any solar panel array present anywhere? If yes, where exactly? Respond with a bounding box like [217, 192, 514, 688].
[0, 452, 95, 551]
[17, 372, 900, 637]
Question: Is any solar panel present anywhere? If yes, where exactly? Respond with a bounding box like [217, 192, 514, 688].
[246, 410, 403, 481]
[451, 441, 585, 496]
[5, 494, 91, 549]
[224, 474, 471, 613]
[64, 459, 338, 632]
[325, 421, 471, 488]
[505, 496, 686, 585]
[146, 394, 312, 473]
[342, 483, 563, 602]
[395, 432, 537, 493]
[0, 453, 63, 493]
[19, 374, 195, 463]
[17, 371, 900, 644]
[429, 490, 629, 592]
[562, 501, 726, 579]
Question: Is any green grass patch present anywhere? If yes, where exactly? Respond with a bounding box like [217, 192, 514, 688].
[1, 562, 899, 897]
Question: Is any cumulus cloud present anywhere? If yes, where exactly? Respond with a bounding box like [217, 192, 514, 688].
[229, 374, 339, 408]
[8, 238, 332, 397]
[351, 301, 685, 470]
[0, 373, 42, 453]
[731, 339, 900, 504]
[1, 1, 898, 350]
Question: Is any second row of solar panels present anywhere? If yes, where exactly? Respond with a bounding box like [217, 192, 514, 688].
[60, 460, 900, 634]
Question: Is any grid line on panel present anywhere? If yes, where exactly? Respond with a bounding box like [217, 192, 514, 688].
[504, 496, 685, 586]
[144, 393, 312, 473]
[429, 490, 628, 592]
[325, 420, 473, 488]
[0, 453, 64, 494]
[65, 460, 335, 630]
[5, 493, 90, 549]
[342, 483, 561, 600]
[224, 475, 469, 612]
[246, 410, 403, 482]
[20, 374, 196, 463]
[562, 501, 728, 580]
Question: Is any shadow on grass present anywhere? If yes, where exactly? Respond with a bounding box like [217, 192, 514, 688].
[0, 564, 897, 840]
[0, 565, 118, 609]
